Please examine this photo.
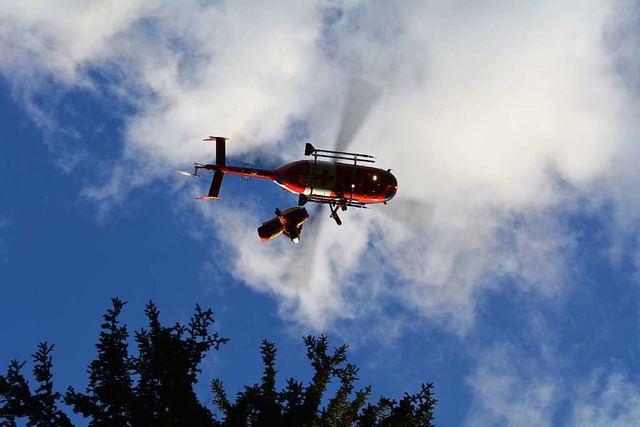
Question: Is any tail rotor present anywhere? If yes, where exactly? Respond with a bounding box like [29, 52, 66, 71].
[177, 136, 229, 199]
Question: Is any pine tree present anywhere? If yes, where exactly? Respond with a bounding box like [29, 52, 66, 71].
[0, 343, 72, 427]
[65, 298, 134, 425]
[1, 298, 437, 426]
[210, 334, 437, 426]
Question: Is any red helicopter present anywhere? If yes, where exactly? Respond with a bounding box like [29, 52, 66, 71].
[175, 80, 430, 244]
[177, 136, 398, 228]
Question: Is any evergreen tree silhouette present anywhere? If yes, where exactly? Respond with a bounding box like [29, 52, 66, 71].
[1, 298, 436, 426]
[0, 343, 72, 427]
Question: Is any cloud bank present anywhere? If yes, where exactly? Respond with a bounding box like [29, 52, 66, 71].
[2, 0, 639, 354]
[466, 341, 640, 427]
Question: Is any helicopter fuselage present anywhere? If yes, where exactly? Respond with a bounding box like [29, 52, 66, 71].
[275, 160, 397, 204]
[201, 159, 397, 205]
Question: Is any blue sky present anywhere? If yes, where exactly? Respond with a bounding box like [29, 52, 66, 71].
[1, 1, 640, 425]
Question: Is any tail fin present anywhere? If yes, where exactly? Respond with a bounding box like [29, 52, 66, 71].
[198, 136, 228, 199]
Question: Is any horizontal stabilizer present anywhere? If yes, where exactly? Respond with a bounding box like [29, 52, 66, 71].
[197, 171, 224, 200]
[202, 136, 227, 167]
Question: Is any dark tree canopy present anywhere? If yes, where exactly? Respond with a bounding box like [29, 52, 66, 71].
[0, 298, 436, 426]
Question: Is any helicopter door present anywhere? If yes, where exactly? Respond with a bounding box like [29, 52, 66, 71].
[304, 161, 336, 197]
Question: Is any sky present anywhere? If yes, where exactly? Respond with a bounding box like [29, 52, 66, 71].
[1, 1, 640, 425]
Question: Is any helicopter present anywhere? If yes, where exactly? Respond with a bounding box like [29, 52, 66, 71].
[177, 136, 398, 227]
[176, 80, 434, 244]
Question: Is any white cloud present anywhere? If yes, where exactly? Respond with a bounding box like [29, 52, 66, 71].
[466, 340, 640, 427]
[569, 370, 640, 427]
[0, 1, 150, 88]
[465, 343, 559, 427]
[1, 1, 639, 335]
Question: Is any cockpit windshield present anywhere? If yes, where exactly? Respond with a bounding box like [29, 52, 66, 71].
[385, 172, 398, 201]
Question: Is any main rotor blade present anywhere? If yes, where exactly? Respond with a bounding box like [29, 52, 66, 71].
[380, 199, 437, 231]
[334, 79, 382, 152]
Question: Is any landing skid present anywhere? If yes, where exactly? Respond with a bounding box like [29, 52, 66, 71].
[329, 203, 343, 226]
[299, 195, 368, 226]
